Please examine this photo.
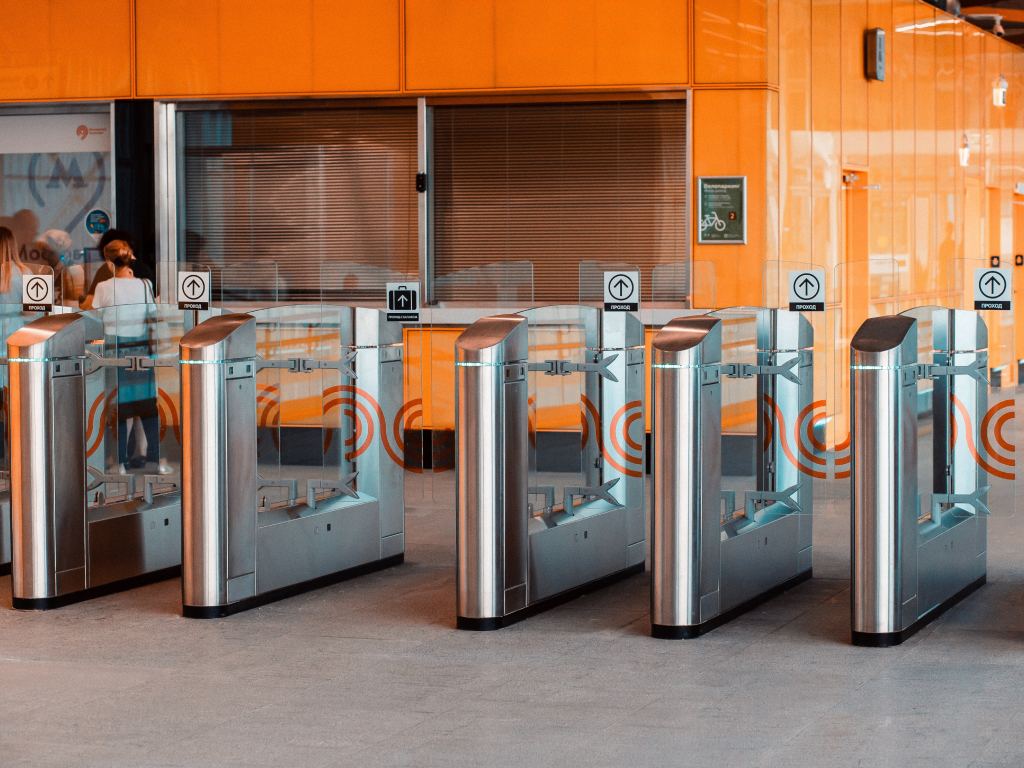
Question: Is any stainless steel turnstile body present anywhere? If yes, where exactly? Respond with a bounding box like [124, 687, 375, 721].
[851, 312, 988, 646]
[650, 311, 814, 638]
[0, 493, 11, 577]
[455, 312, 645, 631]
[181, 310, 404, 618]
[8, 314, 181, 609]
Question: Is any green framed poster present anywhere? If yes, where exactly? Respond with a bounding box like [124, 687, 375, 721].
[697, 176, 746, 244]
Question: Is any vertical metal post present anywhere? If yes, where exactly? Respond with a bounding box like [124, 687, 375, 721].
[109, 101, 117, 228]
[154, 101, 178, 302]
[455, 315, 529, 630]
[417, 98, 434, 305]
[650, 317, 722, 638]
[850, 315, 918, 642]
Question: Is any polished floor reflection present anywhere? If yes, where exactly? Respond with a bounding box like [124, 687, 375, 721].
[0, 464, 1023, 767]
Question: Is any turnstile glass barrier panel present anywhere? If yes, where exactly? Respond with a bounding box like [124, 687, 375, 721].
[898, 305, 1014, 519]
[319, 262, 427, 497]
[429, 261, 534, 502]
[579, 261, 646, 519]
[79, 302, 184, 504]
[248, 305, 314, 508]
[517, 305, 587, 517]
[710, 307, 814, 600]
[762, 260, 833, 516]
[184, 260, 279, 312]
[946, 258, 1016, 518]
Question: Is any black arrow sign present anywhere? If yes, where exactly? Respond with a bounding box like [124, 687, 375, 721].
[608, 274, 634, 301]
[26, 277, 49, 302]
[980, 272, 1005, 298]
[794, 274, 819, 300]
[182, 275, 206, 300]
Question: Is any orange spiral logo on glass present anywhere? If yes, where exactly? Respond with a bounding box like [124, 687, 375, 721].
[581, 395, 643, 478]
[76, 125, 89, 140]
[257, 384, 281, 451]
[322, 385, 411, 469]
[951, 396, 1015, 480]
[763, 395, 845, 479]
[85, 388, 181, 458]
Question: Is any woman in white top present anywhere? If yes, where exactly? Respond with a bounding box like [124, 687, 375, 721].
[91, 240, 165, 473]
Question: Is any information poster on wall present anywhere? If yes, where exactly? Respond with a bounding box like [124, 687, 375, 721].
[697, 176, 746, 244]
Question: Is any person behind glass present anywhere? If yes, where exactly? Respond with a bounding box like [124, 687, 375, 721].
[91, 240, 169, 474]
[0, 226, 27, 302]
[35, 230, 76, 307]
[80, 229, 156, 310]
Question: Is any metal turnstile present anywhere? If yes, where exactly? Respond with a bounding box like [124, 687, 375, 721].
[9, 314, 181, 609]
[455, 312, 645, 631]
[650, 310, 814, 639]
[180, 310, 405, 618]
[0, 492, 10, 577]
[851, 311, 989, 646]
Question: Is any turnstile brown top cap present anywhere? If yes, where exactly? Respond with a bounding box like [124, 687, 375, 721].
[851, 315, 917, 367]
[652, 316, 721, 366]
[8, 313, 84, 360]
[180, 313, 256, 362]
[455, 314, 527, 364]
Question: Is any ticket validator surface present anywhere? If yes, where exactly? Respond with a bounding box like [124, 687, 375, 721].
[9, 314, 181, 609]
[455, 312, 645, 630]
[850, 310, 990, 646]
[180, 310, 404, 618]
[650, 310, 814, 638]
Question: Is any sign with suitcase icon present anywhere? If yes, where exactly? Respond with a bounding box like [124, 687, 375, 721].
[387, 282, 420, 322]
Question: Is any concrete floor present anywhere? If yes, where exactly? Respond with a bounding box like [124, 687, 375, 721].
[2, 475, 1024, 768]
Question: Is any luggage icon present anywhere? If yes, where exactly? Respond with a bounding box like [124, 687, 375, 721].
[389, 285, 417, 311]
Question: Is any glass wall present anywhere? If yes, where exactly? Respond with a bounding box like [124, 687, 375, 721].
[0, 108, 113, 309]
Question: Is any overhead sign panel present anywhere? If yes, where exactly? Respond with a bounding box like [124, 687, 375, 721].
[178, 271, 210, 311]
[974, 268, 1012, 311]
[604, 271, 640, 312]
[387, 281, 420, 322]
[22, 274, 53, 312]
[788, 269, 825, 312]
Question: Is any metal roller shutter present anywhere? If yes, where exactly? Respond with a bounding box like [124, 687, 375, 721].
[182, 105, 417, 302]
[432, 99, 688, 305]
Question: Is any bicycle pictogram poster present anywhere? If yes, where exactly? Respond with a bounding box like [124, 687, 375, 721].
[697, 176, 746, 244]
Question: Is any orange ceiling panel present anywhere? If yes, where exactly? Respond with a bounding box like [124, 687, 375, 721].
[135, 0, 401, 97]
[405, 0, 687, 91]
[0, 0, 131, 101]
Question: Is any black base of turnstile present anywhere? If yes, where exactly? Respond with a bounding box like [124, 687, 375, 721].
[0, 562, 10, 577]
[651, 568, 813, 640]
[183, 553, 405, 619]
[851, 574, 985, 648]
[456, 562, 645, 631]
[11, 565, 181, 610]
